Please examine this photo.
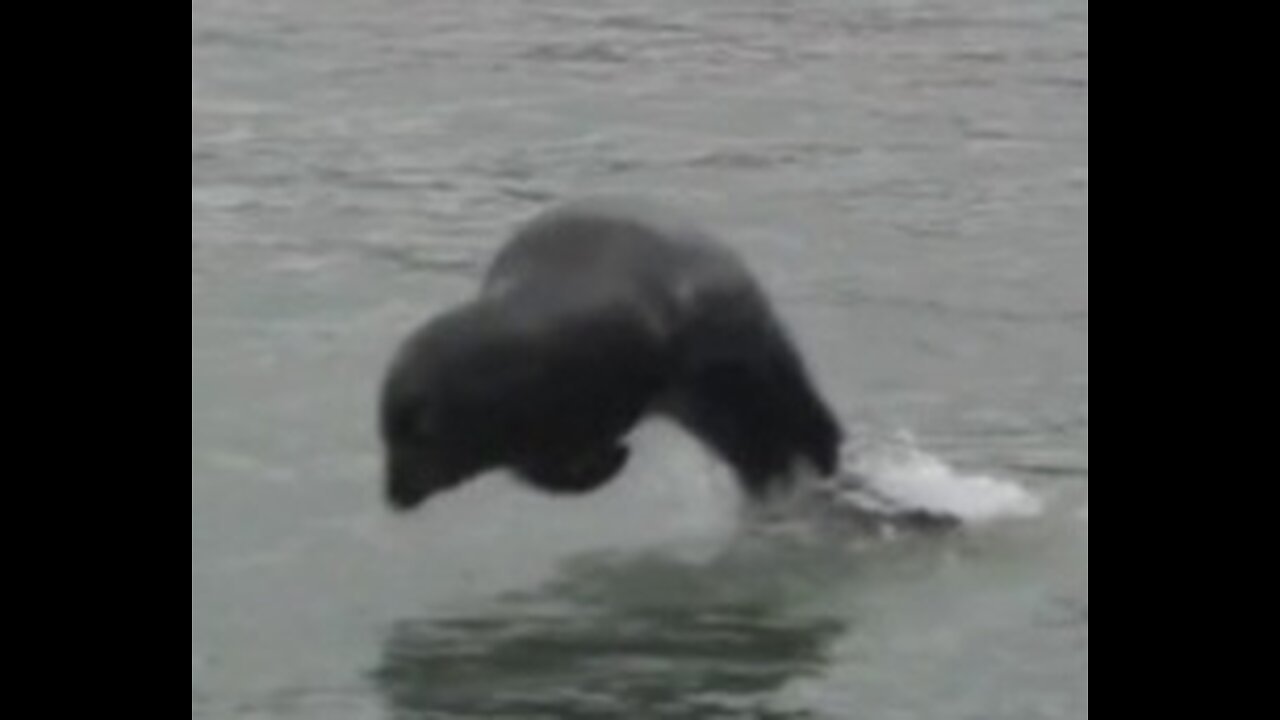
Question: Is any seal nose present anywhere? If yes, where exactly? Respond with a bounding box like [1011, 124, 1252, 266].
[386, 479, 432, 511]
[385, 453, 435, 511]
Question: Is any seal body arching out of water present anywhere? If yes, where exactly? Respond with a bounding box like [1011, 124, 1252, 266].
[379, 198, 842, 510]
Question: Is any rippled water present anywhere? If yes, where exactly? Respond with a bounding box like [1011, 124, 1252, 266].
[193, 1, 1087, 717]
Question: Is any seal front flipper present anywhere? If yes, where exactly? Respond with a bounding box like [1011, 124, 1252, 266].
[663, 347, 842, 500]
[518, 443, 631, 494]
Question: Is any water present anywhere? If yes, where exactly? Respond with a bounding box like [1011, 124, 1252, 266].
[192, 1, 1088, 717]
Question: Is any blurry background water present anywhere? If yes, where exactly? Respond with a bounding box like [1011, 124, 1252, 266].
[192, 1, 1087, 717]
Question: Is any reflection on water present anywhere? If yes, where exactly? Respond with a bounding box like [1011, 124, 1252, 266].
[374, 546, 852, 719]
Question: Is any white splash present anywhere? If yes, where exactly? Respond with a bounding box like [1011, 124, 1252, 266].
[832, 435, 1044, 525]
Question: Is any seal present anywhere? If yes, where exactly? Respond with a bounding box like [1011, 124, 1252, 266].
[379, 198, 842, 510]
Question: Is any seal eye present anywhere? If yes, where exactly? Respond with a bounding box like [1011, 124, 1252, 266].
[381, 400, 438, 446]
[404, 412, 440, 444]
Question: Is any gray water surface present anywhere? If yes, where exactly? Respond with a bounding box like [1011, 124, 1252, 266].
[192, 1, 1088, 717]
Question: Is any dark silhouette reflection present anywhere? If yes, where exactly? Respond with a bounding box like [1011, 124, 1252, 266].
[374, 545, 852, 719]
